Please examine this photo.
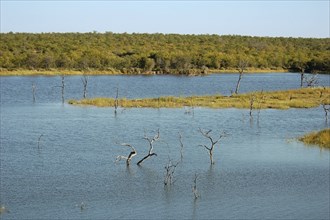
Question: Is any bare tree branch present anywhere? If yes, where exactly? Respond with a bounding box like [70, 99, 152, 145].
[37, 134, 44, 149]
[164, 158, 180, 186]
[304, 74, 319, 87]
[114, 87, 119, 115]
[322, 103, 330, 123]
[234, 60, 248, 94]
[60, 76, 65, 103]
[198, 128, 226, 164]
[192, 173, 200, 199]
[81, 75, 88, 99]
[178, 132, 184, 160]
[32, 82, 36, 103]
[249, 94, 256, 118]
[137, 129, 160, 165]
[115, 143, 137, 166]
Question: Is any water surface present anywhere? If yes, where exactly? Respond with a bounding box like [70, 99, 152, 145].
[0, 73, 329, 219]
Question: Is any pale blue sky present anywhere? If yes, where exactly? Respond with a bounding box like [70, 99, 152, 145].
[1, 0, 329, 38]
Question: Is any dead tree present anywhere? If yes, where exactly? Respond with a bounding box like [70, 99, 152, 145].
[300, 71, 305, 88]
[115, 143, 137, 166]
[81, 75, 88, 99]
[304, 74, 318, 87]
[61, 75, 65, 103]
[37, 134, 44, 149]
[178, 132, 184, 160]
[322, 104, 330, 123]
[164, 159, 179, 186]
[114, 87, 119, 115]
[249, 94, 256, 118]
[32, 82, 36, 103]
[192, 173, 200, 199]
[137, 129, 160, 165]
[234, 60, 248, 94]
[198, 128, 226, 164]
[256, 90, 265, 125]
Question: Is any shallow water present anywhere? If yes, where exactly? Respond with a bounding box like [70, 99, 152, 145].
[0, 73, 329, 219]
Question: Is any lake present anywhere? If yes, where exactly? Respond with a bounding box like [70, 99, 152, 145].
[0, 73, 329, 219]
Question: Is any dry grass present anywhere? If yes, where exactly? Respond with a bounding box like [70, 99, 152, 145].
[299, 128, 330, 148]
[0, 68, 120, 76]
[68, 87, 330, 110]
[0, 68, 288, 76]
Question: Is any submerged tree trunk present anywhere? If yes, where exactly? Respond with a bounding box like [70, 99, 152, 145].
[178, 132, 184, 160]
[300, 71, 304, 88]
[114, 87, 119, 115]
[81, 75, 88, 99]
[322, 104, 330, 123]
[32, 82, 36, 103]
[192, 173, 200, 199]
[234, 73, 243, 94]
[61, 75, 65, 103]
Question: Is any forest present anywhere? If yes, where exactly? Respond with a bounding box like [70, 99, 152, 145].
[0, 32, 329, 75]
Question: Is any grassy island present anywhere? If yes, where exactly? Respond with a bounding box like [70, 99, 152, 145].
[299, 129, 330, 148]
[68, 87, 330, 109]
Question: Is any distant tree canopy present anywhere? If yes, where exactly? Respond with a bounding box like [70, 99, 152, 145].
[0, 32, 329, 74]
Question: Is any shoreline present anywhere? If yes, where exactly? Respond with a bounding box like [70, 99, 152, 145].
[0, 68, 290, 76]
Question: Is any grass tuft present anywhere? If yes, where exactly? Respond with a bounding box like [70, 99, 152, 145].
[299, 128, 330, 148]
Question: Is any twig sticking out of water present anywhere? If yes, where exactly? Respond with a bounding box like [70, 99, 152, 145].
[37, 134, 44, 149]
[178, 132, 184, 160]
[192, 173, 200, 199]
[164, 158, 179, 186]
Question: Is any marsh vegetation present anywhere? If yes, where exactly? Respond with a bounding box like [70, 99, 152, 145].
[69, 87, 330, 109]
[299, 128, 330, 148]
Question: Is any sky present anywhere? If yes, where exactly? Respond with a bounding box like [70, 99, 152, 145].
[0, 0, 329, 38]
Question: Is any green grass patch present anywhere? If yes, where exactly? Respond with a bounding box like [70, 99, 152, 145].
[299, 128, 330, 148]
[68, 87, 330, 110]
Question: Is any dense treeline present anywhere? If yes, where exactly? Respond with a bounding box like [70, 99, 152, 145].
[1, 32, 329, 74]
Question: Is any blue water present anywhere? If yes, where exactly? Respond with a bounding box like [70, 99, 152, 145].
[1, 72, 329, 105]
[0, 73, 329, 219]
